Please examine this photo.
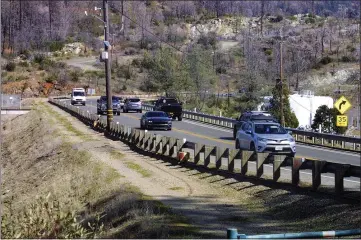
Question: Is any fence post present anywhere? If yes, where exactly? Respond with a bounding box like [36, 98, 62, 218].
[256, 153, 269, 178]
[312, 160, 327, 190]
[204, 146, 214, 168]
[216, 147, 226, 169]
[241, 151, 254, 175]
[292, 158, 304, 186]
[273, 155, 286, 182]
[335, 164, 350, 195]
[228, 149, 240, 172]
[194, 143, 205, 164]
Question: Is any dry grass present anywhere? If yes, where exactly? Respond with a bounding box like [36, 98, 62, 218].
[124, 161, 152, 178]
[1, 104, 200, 238]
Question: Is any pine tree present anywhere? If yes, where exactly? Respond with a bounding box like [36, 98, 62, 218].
[269, 79, 299, 128]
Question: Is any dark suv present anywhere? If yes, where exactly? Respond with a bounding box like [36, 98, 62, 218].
[233, 111, 278, 139]
[97, 96, 123, 115]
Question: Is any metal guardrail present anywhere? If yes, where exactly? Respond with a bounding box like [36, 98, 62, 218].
[227, 228, 361, 239]
[142, 104, 361, 152]
[49, 98, 360, 197]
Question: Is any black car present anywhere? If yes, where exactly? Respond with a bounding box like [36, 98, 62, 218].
[233, 111, 278, 139]
[153, 97, 183, 121]
[140, 111, 172, 130]
[97, 96, 123, 115]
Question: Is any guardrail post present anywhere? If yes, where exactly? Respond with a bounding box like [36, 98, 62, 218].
[331, 140, 334, 147]
[228, 149, 240, 172]
[341, 141, 345, 149]
[169, 137, 177, 157]
[227, 228, 238, 239]
[256, 153, 269, 178]
[312, 160, 327, 190]
[194, 143, 205, 164]
[204, 146, 215, 167]
[241, 151, 254, 175]
[155, 135, 162, 153]
[335, 164, 350, 195]
[292, 158, 303, 186]
[162, 136, 169, 155]
[216, 147, 227, 169]
[273, 155, 286, 182]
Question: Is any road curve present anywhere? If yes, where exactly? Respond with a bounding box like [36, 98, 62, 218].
[78, 99, 360, 167]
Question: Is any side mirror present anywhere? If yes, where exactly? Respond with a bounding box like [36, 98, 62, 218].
[180, 102, 183, 105]
[245, 130, 252, 135]
[288, 131, 293, 135]
[97, 99, 99, 103]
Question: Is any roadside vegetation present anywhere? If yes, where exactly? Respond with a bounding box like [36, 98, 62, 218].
[0, 102, 199, 238]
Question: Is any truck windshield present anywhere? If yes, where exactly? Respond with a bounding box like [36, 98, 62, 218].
[73, 92, 85, 96]
[254, 124, 287, 134]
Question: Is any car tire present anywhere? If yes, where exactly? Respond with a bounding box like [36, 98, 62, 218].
[139, 110, 142, 113]
[83, 103, 86, 106]
[233, 128, 237, 139]
[235, 140, 240, 149]
[168, 128, 172, 131]
[178, 116, 182, 121]
[288, 152, 296, 158]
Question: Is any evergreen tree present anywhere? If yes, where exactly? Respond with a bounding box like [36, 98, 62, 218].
[269, 79, 299, 128]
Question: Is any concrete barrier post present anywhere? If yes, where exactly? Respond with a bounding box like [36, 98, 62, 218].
[169, 137, 177, 157]
[216, 147, 226, 169]
[204, 146, 214, 167]
[292, 158, 303, 185]
[335, 164, 350, 194]
[176, 139, 184, 155]
[155, 135, 162, 153]
[273, 155, 286, 182]
[228, 149, 240, 172]
[256, 153, 269, 178]
[161, 136, 169, 155]
[312, 160, 327, 190]
[194, 143, 205, 164]
[241, 151, 253, 175]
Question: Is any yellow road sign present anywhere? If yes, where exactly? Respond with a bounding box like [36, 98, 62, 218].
[336, 115, 348, 127]
[334, 96, 352, 114]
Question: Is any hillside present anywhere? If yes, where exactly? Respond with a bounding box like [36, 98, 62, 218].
[1, 1, 360, 116]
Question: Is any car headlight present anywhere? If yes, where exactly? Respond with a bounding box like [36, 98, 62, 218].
[257, 137, 267, 142]
[289, 137, 295, 142]
[147, 120, 152, 123]
[168, 121, 172, 124]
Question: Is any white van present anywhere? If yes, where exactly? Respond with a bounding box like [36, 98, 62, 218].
[71, 88, 86, 106]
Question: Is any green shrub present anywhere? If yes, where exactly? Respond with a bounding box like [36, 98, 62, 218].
[70, 70, 82, 82]
[122, 84, 127, 91]
[319, 56, 333, 65]
[270, 15, 283, 23]
[48, 41, 65, 52]
[264, 49, 272, 56]
[18, 61, 29, 67]
[131, 58, 142, 67]
[288, 15, 297, 21]
[340, 56, 352, 62]
[346, 45, 356, 53]
[33, 54, 46, 64]
[19, 49, 31, 59]
[5, 62, 16, 72]
[45, 73, 58, 83]
[305, 17, 316, 24]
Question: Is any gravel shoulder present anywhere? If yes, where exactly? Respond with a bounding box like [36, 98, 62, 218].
[46, 102, 361, 238]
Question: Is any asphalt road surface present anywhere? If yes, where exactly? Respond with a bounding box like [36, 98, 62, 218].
[62, 99, 360, 190]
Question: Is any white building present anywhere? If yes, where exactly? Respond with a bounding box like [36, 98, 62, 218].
[258, 90, 334, 128]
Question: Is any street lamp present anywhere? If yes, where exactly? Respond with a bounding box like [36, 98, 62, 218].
[85, 1, 113, 133]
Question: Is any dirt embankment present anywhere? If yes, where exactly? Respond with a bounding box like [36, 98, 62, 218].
[1, 101, 360, 238]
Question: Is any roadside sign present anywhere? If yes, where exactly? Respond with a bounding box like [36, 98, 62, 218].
[336, 115, 348, 127]
[334, 96, 352, 114]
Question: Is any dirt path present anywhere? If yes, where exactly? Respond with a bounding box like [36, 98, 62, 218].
[46, 102, 361, 238]
[46, 102, 281, 238]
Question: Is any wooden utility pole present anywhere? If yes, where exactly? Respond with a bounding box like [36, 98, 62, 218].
[280, 37, 285, 127]
[103, 0, 113, 132]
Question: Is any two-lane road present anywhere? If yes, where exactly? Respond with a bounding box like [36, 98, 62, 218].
[79, 99, 360, 167]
